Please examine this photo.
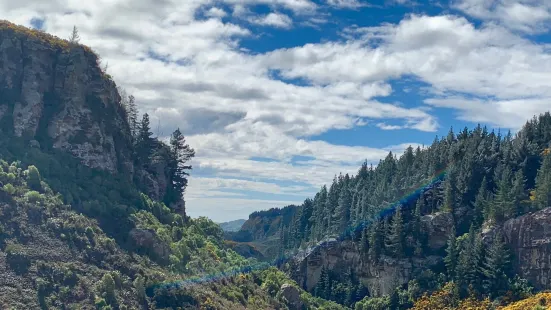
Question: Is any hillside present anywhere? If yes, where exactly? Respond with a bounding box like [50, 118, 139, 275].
[218, 219, 246, 232]
[0, 21, 346, 309]
[236, 112, 551, 308]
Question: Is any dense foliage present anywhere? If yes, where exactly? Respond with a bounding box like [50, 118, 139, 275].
[0, 158, 343, 309]
[237, 112, 551, 308]
[272, 113, 551, 250]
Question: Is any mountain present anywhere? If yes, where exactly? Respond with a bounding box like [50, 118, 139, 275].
[218, 219, 246, 232]
[0, 20, 347, 310]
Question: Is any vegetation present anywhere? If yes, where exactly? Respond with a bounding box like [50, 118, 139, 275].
[234, 112, 551, 308]
[0, 157, 338, 308]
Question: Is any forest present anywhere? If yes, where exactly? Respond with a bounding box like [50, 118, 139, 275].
[238, 112, 551, 309]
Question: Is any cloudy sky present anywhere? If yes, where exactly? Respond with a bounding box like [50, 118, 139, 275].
[2, 0, 551, 222]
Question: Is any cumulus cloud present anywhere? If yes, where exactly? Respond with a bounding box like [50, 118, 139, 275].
[455, 0, 551, 33]
[248, 12, 293, 28]
[326, 0, 367, 9]
[1, 0, 550, 220]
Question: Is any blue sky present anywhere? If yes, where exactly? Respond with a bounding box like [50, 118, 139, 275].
[2, 0, 551, 222]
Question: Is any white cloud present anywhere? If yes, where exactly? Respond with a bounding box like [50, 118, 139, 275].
[248, 12, 293, 28]
[2, 1, 551, 220]
[377, 123, 403, 130]
[455, 0, 551, 33]
[326, 0, 366, 9]
[205, 7, 227, 18]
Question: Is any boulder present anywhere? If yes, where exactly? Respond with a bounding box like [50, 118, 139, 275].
[280, 283, 304, 310]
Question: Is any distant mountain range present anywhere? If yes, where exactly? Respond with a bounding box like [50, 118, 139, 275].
[218, 219, 246, 232]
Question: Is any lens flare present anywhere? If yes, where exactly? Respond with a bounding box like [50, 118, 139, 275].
[149, 168, 448, 292]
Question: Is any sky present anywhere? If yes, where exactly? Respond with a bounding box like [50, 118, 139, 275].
[1, 0, 551, 222]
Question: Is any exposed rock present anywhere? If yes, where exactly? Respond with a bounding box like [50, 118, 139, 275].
[288, 238, 442, 297]
[485, 208, 551, 290]
[421, 212, 454, 250]
[128, 228, 171, 264]
[0, 23, 133, 174]
[280, 283, 304, 310]
[288, 212, 452, 297]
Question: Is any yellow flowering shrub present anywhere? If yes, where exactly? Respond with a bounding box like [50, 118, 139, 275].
[412, 282, 492, 310]
[498, 292, 551, 310]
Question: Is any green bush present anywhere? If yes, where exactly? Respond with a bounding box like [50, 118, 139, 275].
[5, 243, 31, 274]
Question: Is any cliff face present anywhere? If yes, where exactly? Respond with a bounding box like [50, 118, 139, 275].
[0, 21, 133, 174]
[290, 208, 551, 297]
[287, 212, 453, 297]
[490, 207, 551, 290]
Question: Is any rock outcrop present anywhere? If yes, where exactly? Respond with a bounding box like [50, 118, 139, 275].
[485, 207, 551, 290]
[290, 207, 551, 297]
[0, 21, 133, 174]
[288, 238, 443, 297]
[280, 283, 304, 310]
[421, 212, 454, 250]
[287, 212, 453, 297]
[128, 228, 171, 264]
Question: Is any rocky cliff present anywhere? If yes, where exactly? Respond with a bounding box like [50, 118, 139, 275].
[290, 208, 551, 297]
[287, 212, 453, 297]
[484, 207, 551, 290]
[0, 21, 133, 175]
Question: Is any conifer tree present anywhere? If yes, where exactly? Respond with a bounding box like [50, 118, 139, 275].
[135, 113, 155, 168]
[490, 170, 514, 223]
[483, 231, 511, 298]
[358, 226, 368, 254]
[533, 150, 551, 210]
[127, 95, 138, 137]
[444, 227, 458, 280]
[369, 220, 383, 262]
[164, 128, 195, 205]
[442, 167, 458, 212]
[473, 176, 488, 228]
[511, 169, 528, 216]
[386, 206, 405, 258]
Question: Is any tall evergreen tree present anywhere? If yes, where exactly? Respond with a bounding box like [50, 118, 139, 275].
[135, 113, 155, 168]
[473, 176, 488, 228]
[386, 206, 405, 258]
[482, 231, 511, 298]
[369, 220, 383, 262]
[164, 128, 195, 206]
[444, 227, 458, 280]
[127, 95, 138, 137]
[533, 150, 551, 210]
[490, 170, 514, 223]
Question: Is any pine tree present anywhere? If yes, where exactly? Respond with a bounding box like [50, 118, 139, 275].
[163, 128, 195, 206]
[511, 169, 528, 216]
[127, 95, 138, 137]
[360, 227, 369, 254]
[386, 206, 405, 258]
[68, 26, 80, 44]
[336, 184, 352, 231]
[444, 227, 458, 280]
[483, 231, 511, 298]
[456, 225, 483, 294]
[490, 170, 514, 223]
[135, 113, 155, 168]
[473, 176, 488, 228]
[442, 167, 458, 212]
[368, 220, 383, 262]
[533, 151, 551, 210]
[412, 198, 425, 256]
